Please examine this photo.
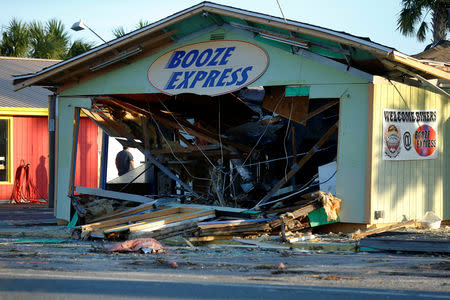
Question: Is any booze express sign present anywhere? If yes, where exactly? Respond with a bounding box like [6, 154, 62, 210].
[148, 40, 268, 96]
[383, 109, 438, 160]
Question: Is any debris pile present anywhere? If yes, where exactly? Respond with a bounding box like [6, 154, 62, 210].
[73, 190, 341, 243]
[70, 86, 343, 244]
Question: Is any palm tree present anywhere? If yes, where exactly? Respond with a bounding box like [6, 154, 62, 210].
[112, 20, 150, 38]
[397, 0, 449, 43]
[47, 19, 69, 58]
[29, 19, 69, 59]
[0, 18, 29, 57]
[65, 39, 94, 58]
[136, 19, 150, 29]
[112, 26, 127, 38]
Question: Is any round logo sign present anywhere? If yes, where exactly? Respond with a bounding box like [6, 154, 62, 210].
[413, 124, 436, 157]
[147, 40, 269, 96]
[384, 124, 401, 158]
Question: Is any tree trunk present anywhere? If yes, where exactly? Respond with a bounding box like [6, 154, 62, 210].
[431, 1, 448, 43]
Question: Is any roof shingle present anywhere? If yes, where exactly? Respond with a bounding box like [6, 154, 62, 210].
[0, 56, 59, 109]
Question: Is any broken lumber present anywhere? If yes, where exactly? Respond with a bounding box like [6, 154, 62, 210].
[102, 209, 215, 234]
[352, 220, 416, 240]
[81, 207, 181, 232]
[88, 202, 159, 223]
[75, 186, 155, 204]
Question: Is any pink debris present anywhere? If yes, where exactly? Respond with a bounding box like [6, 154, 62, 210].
[106, 238, 167, 253]
[277, 262, 286, 270]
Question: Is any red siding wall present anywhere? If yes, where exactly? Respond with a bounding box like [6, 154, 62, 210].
[74, 118, 98, 188]
[0, 116, 98, 200]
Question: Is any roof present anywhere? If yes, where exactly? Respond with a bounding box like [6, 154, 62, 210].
[12, 1, 450, 91]
[413, 40, 450, 62]
[0, 56, 60, 109]
[412, 40, 450, 73]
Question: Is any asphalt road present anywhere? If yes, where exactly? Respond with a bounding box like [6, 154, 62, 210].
[1, 272, 450, 300]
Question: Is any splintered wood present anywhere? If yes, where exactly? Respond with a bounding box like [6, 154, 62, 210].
[76, 190, 342, 241]
[81, 206, 215, 240]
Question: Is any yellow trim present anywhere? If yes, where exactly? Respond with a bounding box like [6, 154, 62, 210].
[0, 107, 48, 116]
[0, 56, 61, 63]
[0, 107, 89, 117]
[0, 117, 13, 184]
[390, 53, 450, 82]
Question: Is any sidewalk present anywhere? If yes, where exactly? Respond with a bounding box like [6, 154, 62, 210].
[0, 203, 71, 238]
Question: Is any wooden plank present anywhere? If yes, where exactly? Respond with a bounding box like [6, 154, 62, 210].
[81, 207, 182, 232]
[296, 99, 339, 124]
[88, 203, 171, 223]
[103, 209, 215, 234]
[233, 238, 290, 250]
[198, 218, 274, 229]
[390, 53, 450, 82]
[189, 236, 237, 242]
[75, 186, 155, 204]
[128, 210, 215, 232]
[359, 237, 450, 253]
[352, 220, 416, 240]
[256, 123, 338, 207]
[162, 201, 254, 213]
[130, 221, 199, 240]
[137, 214, 214, 233]
[262, 93, 310, 123]
[268, 202, 318, 229]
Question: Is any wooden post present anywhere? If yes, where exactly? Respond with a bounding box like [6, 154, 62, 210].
[48, 94, 56, 208]
[68, 107, 81, 197]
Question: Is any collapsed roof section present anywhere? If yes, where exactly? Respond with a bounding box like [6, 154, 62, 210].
[81, 86, 339, 209]
[12, 1, 450, 92]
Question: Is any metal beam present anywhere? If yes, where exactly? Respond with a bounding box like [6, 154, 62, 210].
[294, 48, 373, 82]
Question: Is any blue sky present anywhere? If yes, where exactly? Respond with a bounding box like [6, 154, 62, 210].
[0, 0, 433, 55]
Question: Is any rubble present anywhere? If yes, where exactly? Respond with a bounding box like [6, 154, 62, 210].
[72, 188, 342, 244]
[69, 86, 344, 244]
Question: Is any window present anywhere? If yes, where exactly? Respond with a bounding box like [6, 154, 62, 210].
[0, 118, 11, 182]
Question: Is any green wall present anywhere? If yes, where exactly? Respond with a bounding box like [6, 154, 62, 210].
[55, 97, 91, 222]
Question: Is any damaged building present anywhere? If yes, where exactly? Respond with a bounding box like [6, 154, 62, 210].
[12, 2, 449, 232]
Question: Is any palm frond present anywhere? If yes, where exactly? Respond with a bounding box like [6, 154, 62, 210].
[112, 26, 127, 38]
[136, 20, 150, 29]
[416, 21, 429, 41]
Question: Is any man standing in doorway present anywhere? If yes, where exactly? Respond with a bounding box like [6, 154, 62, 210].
[115, 146, 135, 176]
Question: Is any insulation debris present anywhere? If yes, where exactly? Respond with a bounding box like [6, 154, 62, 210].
[106, 238, 167, 253]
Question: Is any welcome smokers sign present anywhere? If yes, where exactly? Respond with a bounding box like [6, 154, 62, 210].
[383, 109, 438, 160]
[148, 40, 269, 96]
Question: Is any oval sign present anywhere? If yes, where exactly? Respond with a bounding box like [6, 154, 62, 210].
[147, 40, 269, 96]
